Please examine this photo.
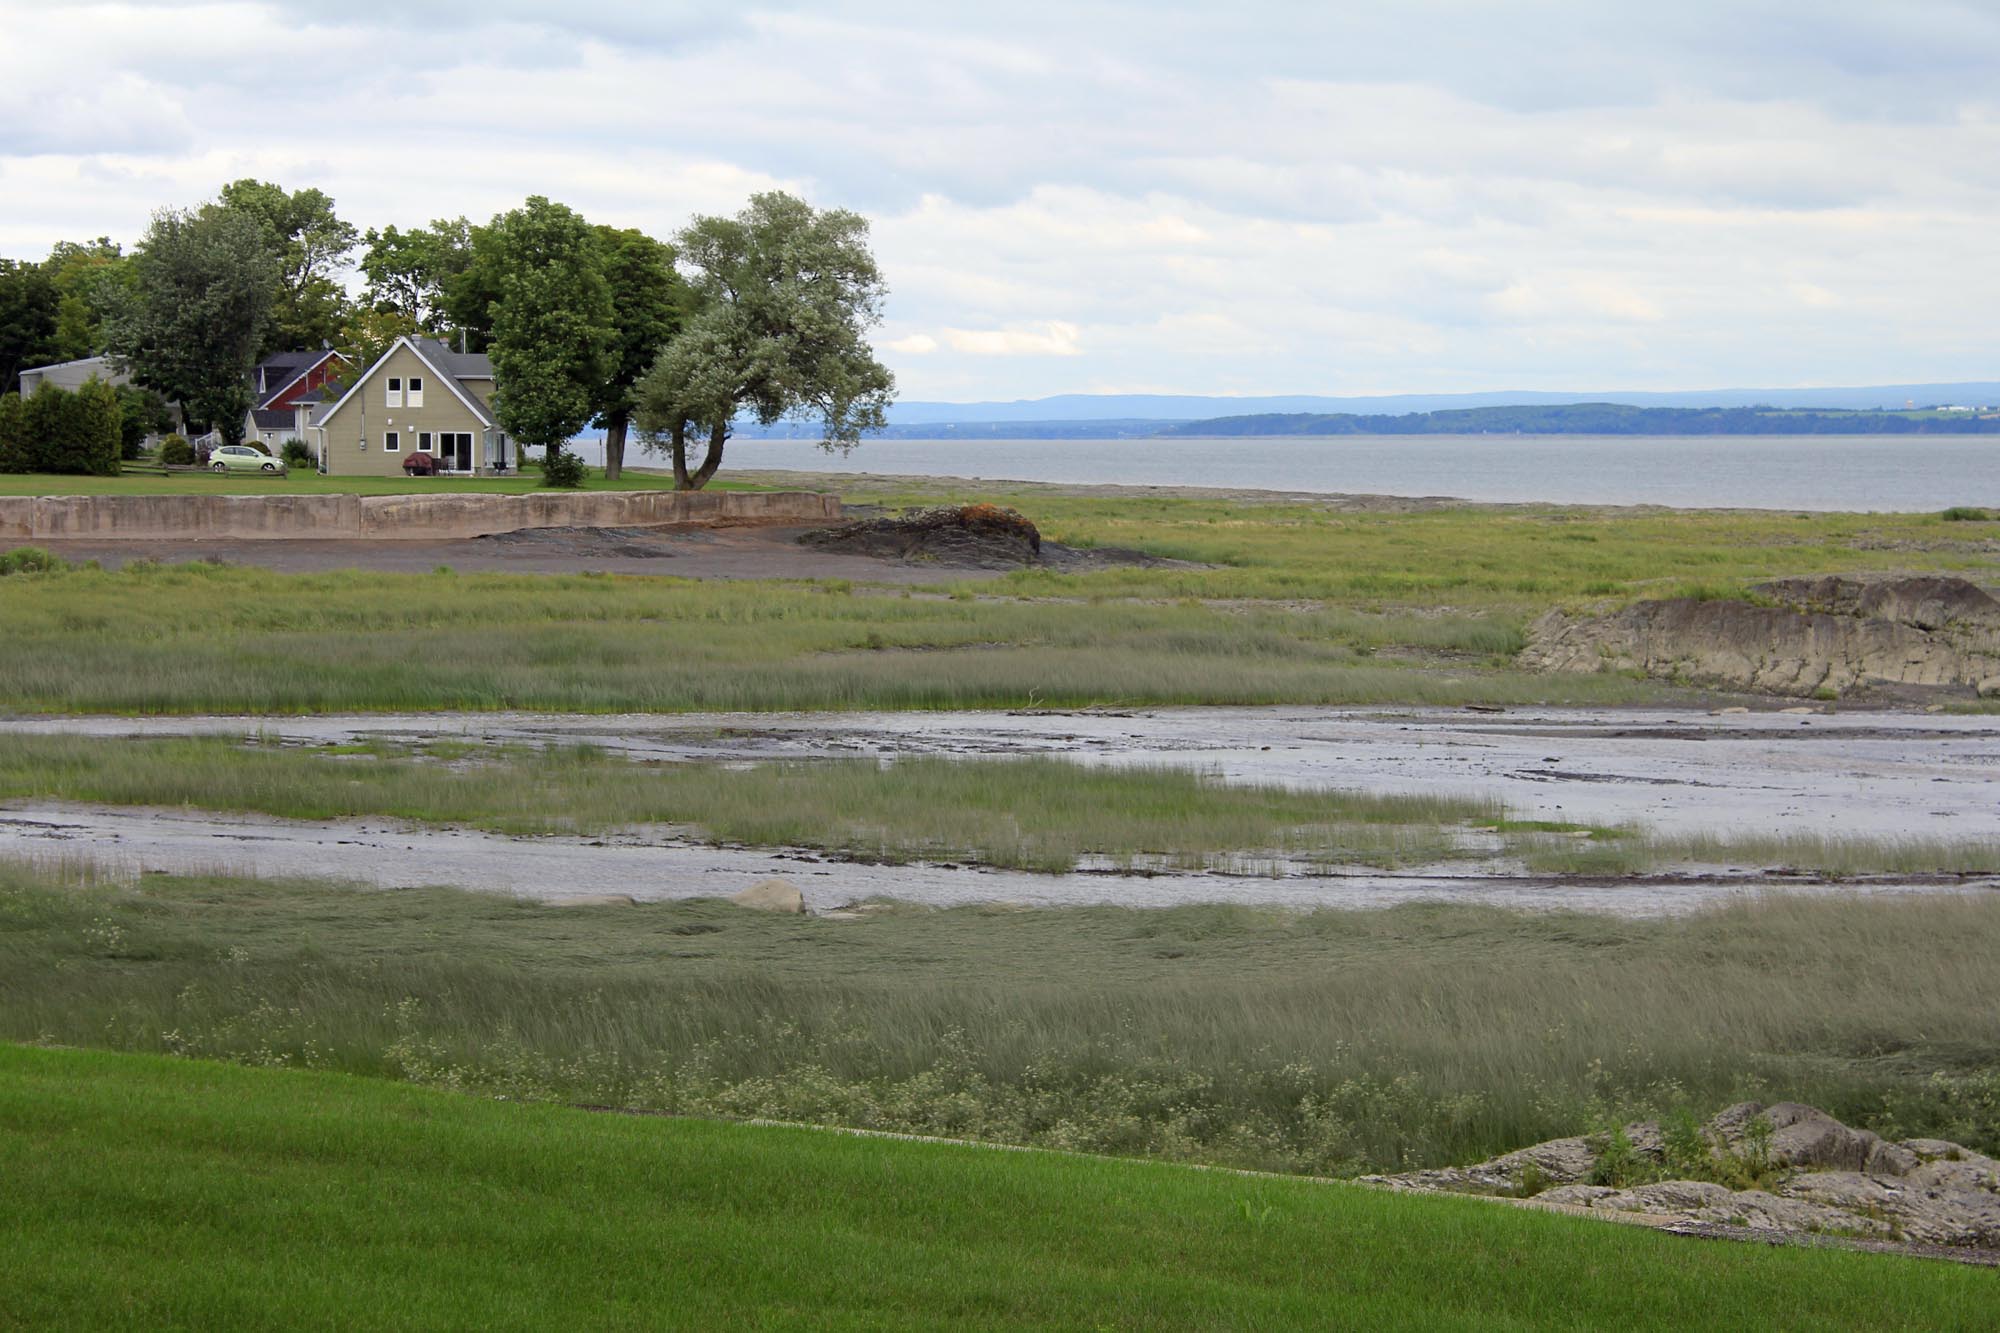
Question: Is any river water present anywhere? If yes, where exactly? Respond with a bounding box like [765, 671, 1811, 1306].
[655, 435, 2000, 511]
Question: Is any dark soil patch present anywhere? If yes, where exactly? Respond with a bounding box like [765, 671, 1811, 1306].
[799, 504, 1202, 572]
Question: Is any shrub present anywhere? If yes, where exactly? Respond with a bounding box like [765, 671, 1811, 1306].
[159, 434, 194, 466]
[0, 393, 23, 473]
[539, 448, 588, 489]
[0, 547, 67, 576]
[280, 438, 312, 470]
[116, 387, 172, 461]
[70, 378, 122, 475]
[12, 380, 119, 475]
[1941, 507, 1991, 522]
[1586, 1124, 1645, 1187]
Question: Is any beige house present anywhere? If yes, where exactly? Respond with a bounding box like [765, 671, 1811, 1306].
[307, 337, 515, 476]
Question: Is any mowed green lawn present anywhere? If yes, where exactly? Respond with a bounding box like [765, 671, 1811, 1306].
[0, 1045, 1986, 1330]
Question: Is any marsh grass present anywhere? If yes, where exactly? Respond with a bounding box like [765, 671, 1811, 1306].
[0, 561, 1670, 713]
[6, 473, 1997, 715]
[0, 734, 1501, 873]
[4, 864, 1997, 1178]
[818, 475, 2000, 607]
[1517, 829, 2000, 876]
[4, 734, 1994, 876]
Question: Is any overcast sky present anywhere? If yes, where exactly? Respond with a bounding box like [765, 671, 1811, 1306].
[4, 1, 1997, 400]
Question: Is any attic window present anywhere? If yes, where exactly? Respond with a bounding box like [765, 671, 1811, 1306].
[386, 377, 403, 408]
[407, 375, 424, 407]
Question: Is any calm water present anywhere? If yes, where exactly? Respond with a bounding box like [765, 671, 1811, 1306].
[640, 434, 2000, 511]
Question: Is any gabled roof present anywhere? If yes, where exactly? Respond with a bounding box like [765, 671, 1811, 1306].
[252, 348, 348, 410]
[251, 408, 295, 430]
[314, 336, 495, 430]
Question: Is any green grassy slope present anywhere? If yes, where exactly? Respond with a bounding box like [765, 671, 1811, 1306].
[0, 1045, 1986, 1330]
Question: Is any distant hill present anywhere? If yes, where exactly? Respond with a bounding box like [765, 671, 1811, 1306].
[720, 382, 2000, 439]
[868, 383, 2000, 425]
[1160, 403, 2000, 437]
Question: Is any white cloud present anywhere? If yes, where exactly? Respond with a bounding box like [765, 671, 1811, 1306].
[941, 323, 1083, 357]
[7, 1, 2000, 399]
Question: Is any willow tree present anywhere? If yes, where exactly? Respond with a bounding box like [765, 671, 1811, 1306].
[635, 192, 894, 490]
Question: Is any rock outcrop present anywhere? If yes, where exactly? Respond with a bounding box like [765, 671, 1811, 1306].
[730, 878, 807, 914]
[1521, 575, 2000, 698]
[1366, 1101, 2000, 1249]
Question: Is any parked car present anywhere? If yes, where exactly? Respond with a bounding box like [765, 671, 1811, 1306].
[210, 444, 280, 473]
[403, 452, 439, 476]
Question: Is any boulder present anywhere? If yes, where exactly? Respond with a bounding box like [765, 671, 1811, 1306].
[1760, 1101, 1884, 1171]
[731, 878, 807, 914]
[1369, 1101, 2000, 1249]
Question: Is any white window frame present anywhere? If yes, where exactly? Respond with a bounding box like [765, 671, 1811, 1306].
[384, 431, 400, 454]
[406, 375, 424, 408]
[417, 431, 434, 453]
[385, 377, 403, 408]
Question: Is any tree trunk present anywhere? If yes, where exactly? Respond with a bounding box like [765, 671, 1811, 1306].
[603, 413, 627, 481]
[689, 420, 726, 490]
[670, 420, 692, 490]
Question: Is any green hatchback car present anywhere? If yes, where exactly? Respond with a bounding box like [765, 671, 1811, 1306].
[210, 444, 281, 472]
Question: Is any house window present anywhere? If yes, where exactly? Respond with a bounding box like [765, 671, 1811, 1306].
[386, 377, 403, 408]
[406, 376, 424, 407]
[417, 432, 433, 453]
[384, 431, 400, 453]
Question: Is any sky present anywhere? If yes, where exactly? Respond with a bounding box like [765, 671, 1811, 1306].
[4, 1, 1998, 401]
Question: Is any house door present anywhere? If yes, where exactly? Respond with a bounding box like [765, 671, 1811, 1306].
[439, 432, 474, 472]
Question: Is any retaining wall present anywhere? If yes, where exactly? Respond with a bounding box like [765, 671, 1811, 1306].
[0, 489, 840, 542]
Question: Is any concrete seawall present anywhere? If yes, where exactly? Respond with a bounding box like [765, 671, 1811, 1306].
[0, 489, 840, 542]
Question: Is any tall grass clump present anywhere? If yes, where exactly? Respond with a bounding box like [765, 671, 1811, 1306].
[5, 864, 1998, 1177]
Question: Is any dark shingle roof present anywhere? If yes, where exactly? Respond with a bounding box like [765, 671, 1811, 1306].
[411, 337, 493, 379]
[251, 408, 295, 429]
[251, 350, 334, 408]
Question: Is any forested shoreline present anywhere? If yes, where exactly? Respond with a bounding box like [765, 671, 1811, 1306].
[1163, 402, 2000, 436]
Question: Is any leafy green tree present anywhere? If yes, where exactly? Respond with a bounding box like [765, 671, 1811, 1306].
[107, 205, 279, 446]
[358, 217, 474, 334]
[635, 192, 894, 490]
[0, 260, 60, 393]
[42, 239, 128, 361]
[217, 179, 358, 352]
[593, 226, 687, 481]
[329, 304, 421, 394]
[483, 197, 614, 486]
